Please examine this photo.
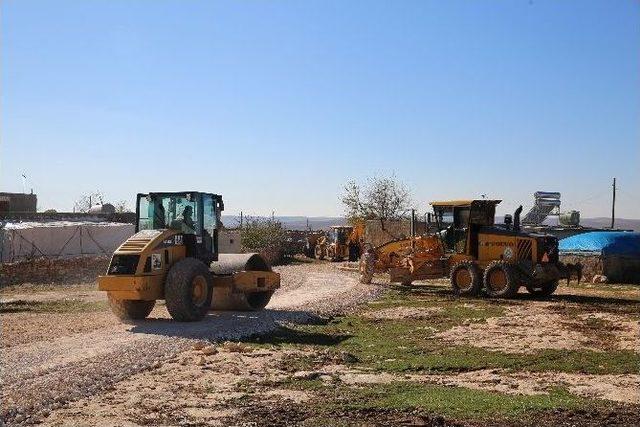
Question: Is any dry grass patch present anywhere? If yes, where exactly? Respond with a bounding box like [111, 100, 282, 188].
[436, 300, 639, 354]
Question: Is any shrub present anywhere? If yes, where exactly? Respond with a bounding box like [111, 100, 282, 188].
[241, 217, 287, 265]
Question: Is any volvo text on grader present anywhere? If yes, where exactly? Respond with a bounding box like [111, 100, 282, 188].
[360, 199, 580, 297]
[99, 191, 280, 321]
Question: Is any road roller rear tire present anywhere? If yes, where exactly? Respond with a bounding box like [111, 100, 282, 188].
[108, 294, 155, 321]
[165, 258, 213, 322]
[211, 288, 274, 311]
[209, 253, 277, 311]
[245, 291, 274, 310]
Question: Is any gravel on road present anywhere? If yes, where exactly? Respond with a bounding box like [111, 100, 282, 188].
[0, 262, 382, 425]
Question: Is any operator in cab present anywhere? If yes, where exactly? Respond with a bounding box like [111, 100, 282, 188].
[153, 203, 166, 229]
[171, 205, 196, 234]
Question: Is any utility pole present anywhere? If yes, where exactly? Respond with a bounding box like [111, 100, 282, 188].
[410, 209, 416, 250]
[611, 177, 616, 229]
[240, 211, 243, 229]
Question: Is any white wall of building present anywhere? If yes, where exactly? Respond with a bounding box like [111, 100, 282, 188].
[218, 229, 242, 254]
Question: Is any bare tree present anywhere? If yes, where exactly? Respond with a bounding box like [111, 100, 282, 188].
[342, 174, 413, 221]
[114, 200, 132, 213]
[74, 191, 105, 213]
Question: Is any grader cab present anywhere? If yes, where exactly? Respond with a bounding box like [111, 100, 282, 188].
[361, 199, 577, 298]
[98, 191, 280, 322]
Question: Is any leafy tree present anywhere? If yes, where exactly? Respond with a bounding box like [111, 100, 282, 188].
[241, 217, 287, 253]
[342, 174, 413, 221]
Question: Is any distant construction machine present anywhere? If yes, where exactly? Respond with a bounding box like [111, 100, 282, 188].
[361, 199, 579, 297]
[314, 224, 363, 262]
[98, 191, 280, 322]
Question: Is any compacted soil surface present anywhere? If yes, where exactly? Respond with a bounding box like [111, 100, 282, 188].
[1, 260, 639, 426]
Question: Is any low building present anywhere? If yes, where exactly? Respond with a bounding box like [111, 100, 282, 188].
[0, 192, 37, 214]
[218, 228, 242, 253]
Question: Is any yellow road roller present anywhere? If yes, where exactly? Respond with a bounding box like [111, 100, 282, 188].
[98, 191, 280, 321]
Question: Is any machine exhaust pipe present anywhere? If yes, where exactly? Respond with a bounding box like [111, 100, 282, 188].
[514, 205, 523, 232]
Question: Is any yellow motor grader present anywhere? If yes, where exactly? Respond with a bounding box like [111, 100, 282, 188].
[98, 191, 280, 321]
[361, 200, 578, 298]
[314, 224, 363, 262]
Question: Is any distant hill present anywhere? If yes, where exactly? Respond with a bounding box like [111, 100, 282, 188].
[579, 217, 639, 232]
[222, 215, 346, 230]
[223, 215, 639, 232]
[497, 216, 639, 232]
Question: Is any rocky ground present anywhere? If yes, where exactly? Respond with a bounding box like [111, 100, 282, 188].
[1, 260, 381, 425]
[1, 259, 639, 426]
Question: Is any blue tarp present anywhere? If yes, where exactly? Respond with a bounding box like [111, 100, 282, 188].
[559, 232, 640, 257]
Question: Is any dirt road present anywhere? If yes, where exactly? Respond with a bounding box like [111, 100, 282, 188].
[0, 262, 380, 425]
[3, 262, 638, 426]
[29, 277, 640, 427]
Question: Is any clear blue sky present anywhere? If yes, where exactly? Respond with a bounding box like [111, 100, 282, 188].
[2, 0, 638, 218]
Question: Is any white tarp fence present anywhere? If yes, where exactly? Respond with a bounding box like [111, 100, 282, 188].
[0, 221, 135, 263]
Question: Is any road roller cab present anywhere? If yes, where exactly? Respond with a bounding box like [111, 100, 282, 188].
[98, 191, 280, 322]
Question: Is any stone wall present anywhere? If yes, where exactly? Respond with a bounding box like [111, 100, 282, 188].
[559, 253, 640, 284]
[0, 192, 37, 214]
[559, 253, 603, 282]
[365, 219, 429, 248]
[0, 256, 109, 288]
